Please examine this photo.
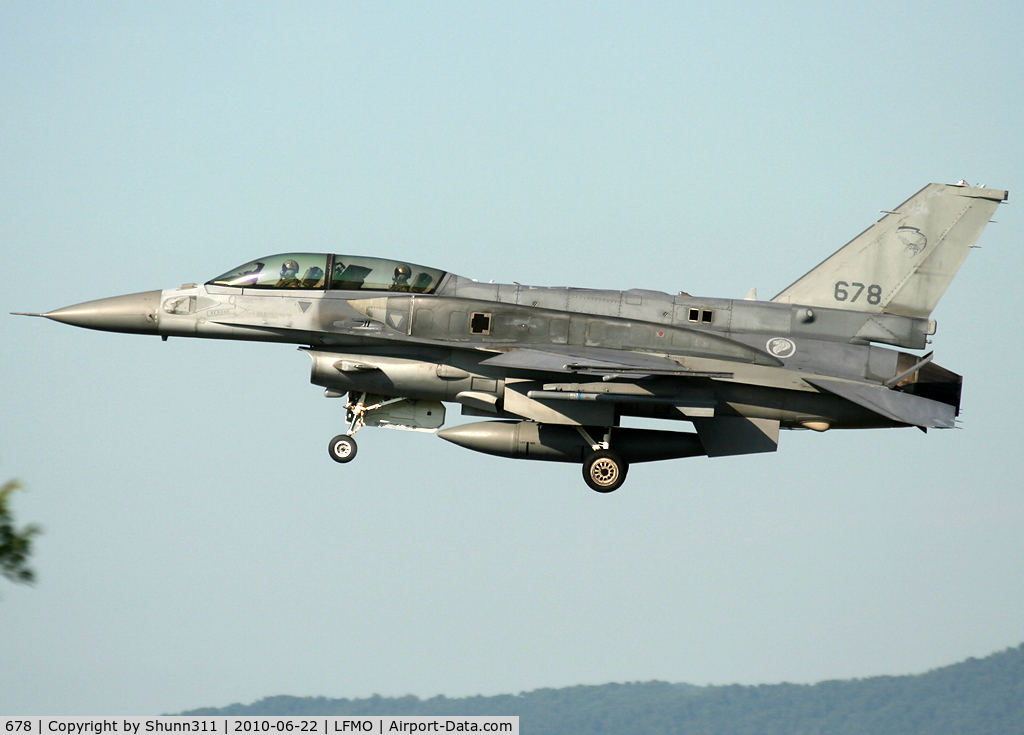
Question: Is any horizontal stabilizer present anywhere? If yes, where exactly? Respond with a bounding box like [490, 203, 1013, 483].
[806, 377, 956, 428]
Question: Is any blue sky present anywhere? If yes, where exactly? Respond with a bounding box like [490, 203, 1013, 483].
[2, 1, 1023, 715]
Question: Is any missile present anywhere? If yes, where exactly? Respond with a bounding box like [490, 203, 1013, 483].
[437, 420, 706, 464]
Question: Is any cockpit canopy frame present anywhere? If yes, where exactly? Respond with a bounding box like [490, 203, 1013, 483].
[207, 253, 447, 294]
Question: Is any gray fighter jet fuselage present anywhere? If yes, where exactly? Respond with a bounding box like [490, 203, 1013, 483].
[17, 183, 1007, 491]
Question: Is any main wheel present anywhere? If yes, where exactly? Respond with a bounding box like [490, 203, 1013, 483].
[328, 434, 358, 463]
[583, 450, 628, 492]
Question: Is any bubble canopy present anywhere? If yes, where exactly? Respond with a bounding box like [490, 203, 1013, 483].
[207, 253, 447, 293]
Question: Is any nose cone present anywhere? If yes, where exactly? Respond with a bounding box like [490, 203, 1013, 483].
[43, 290, 162, 335]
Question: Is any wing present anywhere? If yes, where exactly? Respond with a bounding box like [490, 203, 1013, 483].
[805, 377, 956, 429]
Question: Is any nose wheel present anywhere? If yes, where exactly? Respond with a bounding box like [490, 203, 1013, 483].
[329, 434, 358, 463]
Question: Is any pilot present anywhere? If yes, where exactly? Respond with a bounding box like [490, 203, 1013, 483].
[331, 260, 347, 287]
[390, 264, 412, 292]
[277, 259, 302, 288]
[301, 266, 325, 288]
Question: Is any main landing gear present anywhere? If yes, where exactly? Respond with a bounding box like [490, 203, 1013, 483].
[575, 426, 629, 492]
[583, 450, 628, 492]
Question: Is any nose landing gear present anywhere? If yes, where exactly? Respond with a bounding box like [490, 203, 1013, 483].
[327, 392, 370, 465]
[327, 392, 412, 465]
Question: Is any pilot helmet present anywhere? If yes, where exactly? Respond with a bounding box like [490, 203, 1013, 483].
[281, 259, 300, 277]
[394, 264, 412, 281]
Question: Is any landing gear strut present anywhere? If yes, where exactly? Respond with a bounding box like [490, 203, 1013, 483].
[327, 392, 370, 465]
[327, 392, 410, 465]
[575, 426, 629, 492]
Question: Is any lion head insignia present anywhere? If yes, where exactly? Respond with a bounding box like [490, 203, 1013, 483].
[897, 226, 927, 256]
[766, 337, 796, 359]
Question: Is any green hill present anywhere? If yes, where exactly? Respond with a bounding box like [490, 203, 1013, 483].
[181, 643, 1024, 734]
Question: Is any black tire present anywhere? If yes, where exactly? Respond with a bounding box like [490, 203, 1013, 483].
[583, 450, 628, 492]
[328, 434, 358, 464]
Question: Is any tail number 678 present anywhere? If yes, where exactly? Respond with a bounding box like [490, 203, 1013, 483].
[834, 281, 881, 305]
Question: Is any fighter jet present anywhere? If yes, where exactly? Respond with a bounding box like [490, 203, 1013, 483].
[15, 182, 1006, 491]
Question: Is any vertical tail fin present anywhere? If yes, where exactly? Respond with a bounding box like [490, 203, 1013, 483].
[772, 183, 1007, 318]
